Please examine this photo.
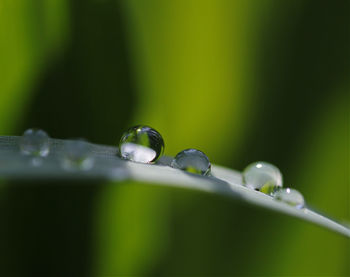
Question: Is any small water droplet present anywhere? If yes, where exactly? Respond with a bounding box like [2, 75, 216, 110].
[119, 125, 164, 163]
[62, 140, 94, 171]
[19, 128, 50, 157]
[171, 148, 211, 176]
[274, 188, 305, 208]
[243, 161, 282, 190]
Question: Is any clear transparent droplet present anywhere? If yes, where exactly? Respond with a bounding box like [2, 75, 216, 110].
[62, 140, 94, 171]
[243, 161, 283, 190]
[119, 125, 164, 163]
[274, 188, 305, 208]
[19, 128, 50, 157]
[171, 148, 211, 176]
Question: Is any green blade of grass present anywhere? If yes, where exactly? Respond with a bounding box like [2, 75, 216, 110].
[0, 135, 349, 237]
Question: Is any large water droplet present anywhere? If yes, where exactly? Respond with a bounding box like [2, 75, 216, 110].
[19, 128, 50, 157]
[62, 140, 94, 170]
[171, 148, 211, 176]
[274, 188, 305, 208]
[119, 125, 164, 163]
[243, 161, 282, 190]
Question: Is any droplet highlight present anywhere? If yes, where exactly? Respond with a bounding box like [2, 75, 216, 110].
[274, 188, 305, 208]
[171, 148, 211, 176]
[243, 161, 282, 190]
[62, 140, 94, 170]
[19, 128, 50, 157]
[119, 125, 164, 163]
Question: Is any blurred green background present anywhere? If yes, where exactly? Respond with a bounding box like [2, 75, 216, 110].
[0, 0, 349, 275]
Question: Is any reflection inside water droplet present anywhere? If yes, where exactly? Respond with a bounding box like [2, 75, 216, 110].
[171, 148, 211, 176]
[259, 182, 282, 196]
[119, 125, 164, 163]
[62, 140, 94, 171]
[19, 128, 50, 157]
[274, 188, 305, 208]
[120, 143, 157, 163]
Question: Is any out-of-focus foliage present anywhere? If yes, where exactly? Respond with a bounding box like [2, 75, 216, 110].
[0, 0, 348, 275]
[0, 0, 68, 133]
[122, 0, 269, 161]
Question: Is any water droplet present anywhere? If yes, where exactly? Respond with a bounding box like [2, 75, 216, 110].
[62, 140, 94, 170]
[119, 125, 164, 163]
[274, 188, 305, 208]
[19, 128, 50, 157]
[171, 148, 211, 176]
[243, 161, 282, 190]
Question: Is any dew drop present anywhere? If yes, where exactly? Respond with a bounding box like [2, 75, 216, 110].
[119, 125, 164, 163]
[274, 188, 305, 208]
[171, 148, 211, 176]
[19, 128, 50, 157]
[62, 139, 94, 171]
[243, 161, 282, 190]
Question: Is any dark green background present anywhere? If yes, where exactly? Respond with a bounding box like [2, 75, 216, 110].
[0, 0, 349, 275]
